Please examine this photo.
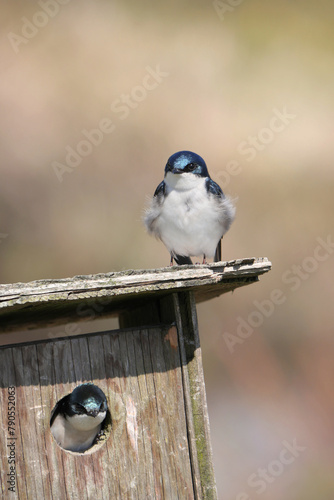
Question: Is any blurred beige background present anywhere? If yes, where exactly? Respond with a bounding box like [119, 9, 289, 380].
[1, 1, 334, 498]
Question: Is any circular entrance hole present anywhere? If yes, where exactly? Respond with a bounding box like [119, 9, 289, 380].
[50, 383, 111, 454]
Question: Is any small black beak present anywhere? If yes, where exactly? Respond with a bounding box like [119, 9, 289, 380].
[87, 409, 99, 418]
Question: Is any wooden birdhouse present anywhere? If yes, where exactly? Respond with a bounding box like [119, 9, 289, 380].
[0, 258, 271, 499]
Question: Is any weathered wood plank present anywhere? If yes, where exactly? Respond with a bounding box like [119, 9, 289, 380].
[174, 292, 218, 500]
[0, 258, 271, 333]
[0, 348, 28, 500]
[0, 326, 196, 499]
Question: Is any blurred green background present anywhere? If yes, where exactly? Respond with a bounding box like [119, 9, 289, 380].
[1, 1, 334, 498]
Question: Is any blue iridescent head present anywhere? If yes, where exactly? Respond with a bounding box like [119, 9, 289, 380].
[165, 151, 209, 178]
[67, 384, 107, 418]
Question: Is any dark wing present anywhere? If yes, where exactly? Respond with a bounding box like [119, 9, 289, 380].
[205, 177, 224, 197]
[214, 238, 222, 262]
[50, 395, 69, 426]
[206, 178, 225, 262]
[154, 180, 166, 199]
[144, 180, 167, 235]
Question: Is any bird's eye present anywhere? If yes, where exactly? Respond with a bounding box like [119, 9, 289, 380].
[186, 162, 196, 171]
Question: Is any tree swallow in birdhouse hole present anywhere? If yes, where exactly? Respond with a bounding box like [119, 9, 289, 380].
[144, 151, 236, 265]
[50, 383, 108, 453]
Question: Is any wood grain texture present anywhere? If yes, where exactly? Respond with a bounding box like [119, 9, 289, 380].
[174, 293, 218, 500]
[0, 258, 271, 333]
[0, 326, 195, 499]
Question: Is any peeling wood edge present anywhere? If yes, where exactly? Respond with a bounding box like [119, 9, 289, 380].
[0, 258, 271, 307]
[0, 258, 271, 334]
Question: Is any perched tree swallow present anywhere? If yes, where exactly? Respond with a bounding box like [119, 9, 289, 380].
[50, 383, 108, 453]
[144, 151, 236, 265]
